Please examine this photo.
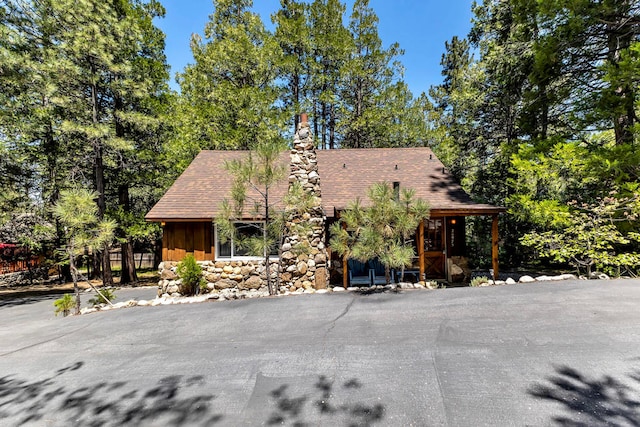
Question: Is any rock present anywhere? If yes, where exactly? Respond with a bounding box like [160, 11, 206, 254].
[167, 284, 179, 294]
[161, 269, 177, 280]
[214, 261, 226, 268]
[449, 263, 464, 280]
[240, 266, 253, 276]
[332, 286, 345, 292]
[505, 277, 516, 285]
[559, 274, 578, 280]
[302, 280, 313, 290]
[535, 275, 553, 282]
[281, 251, 295, 260]
[347, 287, 359, 291]
[519, 275, 535, 283]
[222, 265, 234, 274]
[315, 267, 328, 289]
[297, 261, 308, 275]
[243, 275, 262, 289]
[205, 273, 219, 282]
[399, 282, 414, 289]
[282, 243, 292, 252]
[214, 279, 235, 290]
[137, 300, 149, 306]
[316, 289, 329, 294]
[314, 254, 326, 265]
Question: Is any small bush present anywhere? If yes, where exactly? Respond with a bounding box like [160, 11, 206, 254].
[54, 294, 75, 317]
[88, 288, 116, 307]
[176, 254, 205, 296]
[470, 276, 490, 287]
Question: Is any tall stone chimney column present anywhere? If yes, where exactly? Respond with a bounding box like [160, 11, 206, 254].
[280, 114, 328, 291]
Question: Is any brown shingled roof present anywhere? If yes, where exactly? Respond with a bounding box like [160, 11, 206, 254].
[145, 147, 504, 221]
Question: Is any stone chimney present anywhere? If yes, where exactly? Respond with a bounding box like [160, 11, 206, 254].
[280, 113, 328, 291]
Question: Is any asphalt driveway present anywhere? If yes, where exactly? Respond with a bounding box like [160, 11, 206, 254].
[0, 279, 639, 426]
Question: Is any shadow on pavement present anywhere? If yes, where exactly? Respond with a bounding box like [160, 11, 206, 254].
[0, 361, 223, 426]
[528, 364, 640, 426]
[0, 362, 384, 426]
[0, 290, 67, 308]
[266, 374, 385, 426]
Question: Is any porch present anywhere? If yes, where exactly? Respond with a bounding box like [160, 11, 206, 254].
[339, 210, 504, 287]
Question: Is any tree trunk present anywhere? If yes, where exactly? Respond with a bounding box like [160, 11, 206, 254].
[91, 79, 113, 285]
[70, 249, 80, 315]
[118, 184, 137, 284]
[606, 13, 636, 145]
[120, 240, 138, 283]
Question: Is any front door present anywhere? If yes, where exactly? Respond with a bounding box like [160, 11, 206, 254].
[424, 218, 445, 278]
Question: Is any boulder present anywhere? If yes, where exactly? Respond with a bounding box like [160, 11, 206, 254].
[505, 277, 516, 285]
[214, 279, 235, 290]
[315, 267, 328, 289]
[205, 273, 219, 282]
[519, 275, 535, 283]
[297, 261, 308, 275]
[243, 275, 262, 289]
[161, 269, 177, 280]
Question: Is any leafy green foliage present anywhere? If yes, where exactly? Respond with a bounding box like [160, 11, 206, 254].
[54, 188, 116, 314]
[176, 254, 205, 296]
[217, 139, 289, 295]
[54, 294, 76, 317]
[430, 0, 640, 268]
[330, 182, 429, 285]
[470, 276, 490, 287]
[521, 195, 640, 277]
[88, 288, 116, 307]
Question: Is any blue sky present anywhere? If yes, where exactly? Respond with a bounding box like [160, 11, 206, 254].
[155, 0, 475, 97]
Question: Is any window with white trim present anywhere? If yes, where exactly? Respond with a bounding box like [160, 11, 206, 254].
[215, 222, 278, 260]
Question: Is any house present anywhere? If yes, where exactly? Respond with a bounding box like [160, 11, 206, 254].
[146, 117, 504, 293]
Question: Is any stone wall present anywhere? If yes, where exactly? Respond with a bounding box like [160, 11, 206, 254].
[0, 267, 49, 287]
[280, 115, 329, 290]
[158, 260, 277, 298]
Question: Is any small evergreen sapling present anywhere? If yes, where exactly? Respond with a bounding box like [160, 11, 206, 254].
[54, 294, 75, 317]
[176, 254, 205, 296]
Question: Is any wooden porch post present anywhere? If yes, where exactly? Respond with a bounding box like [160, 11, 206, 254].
[342, 222, 348, 289]
[418, 219, 425, 281]
[491, 214, 499, 280]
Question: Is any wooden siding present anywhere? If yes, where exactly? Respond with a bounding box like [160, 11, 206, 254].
[162, 222, 214, 262]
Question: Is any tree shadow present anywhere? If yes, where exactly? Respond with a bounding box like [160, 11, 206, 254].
[0, 361, 222, 426]
[528, 364, 640, 426]
[0, 290, 67, 308]
[266, 375, 385, 426]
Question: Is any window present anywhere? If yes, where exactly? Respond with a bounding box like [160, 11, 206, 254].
[215, 222, 278, 259]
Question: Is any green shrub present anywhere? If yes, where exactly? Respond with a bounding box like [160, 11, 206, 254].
[470, 276, 490, 287]
[88, 288, 116, 307]
[176, 254, 205, 296]
[54, 294, 75, 317]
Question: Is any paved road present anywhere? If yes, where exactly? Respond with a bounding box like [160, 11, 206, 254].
[0, 279, 639, 426]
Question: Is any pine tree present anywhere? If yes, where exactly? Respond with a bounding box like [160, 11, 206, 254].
[330, 182, 429, 285]
[307, 0, 350, 149]
[176, 0, 285, 157]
